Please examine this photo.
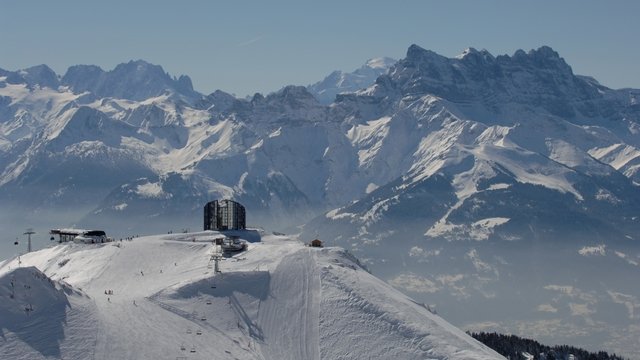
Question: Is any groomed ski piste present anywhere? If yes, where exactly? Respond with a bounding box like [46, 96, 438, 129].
[0, 230, 503, 360]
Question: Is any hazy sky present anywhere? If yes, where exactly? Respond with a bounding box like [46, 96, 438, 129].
[1, 0, 638, 96]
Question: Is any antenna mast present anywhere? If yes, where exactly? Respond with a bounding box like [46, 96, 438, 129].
[23, 228, 35, 253]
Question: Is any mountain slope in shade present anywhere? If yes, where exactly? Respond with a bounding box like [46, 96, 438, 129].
[0, 232, 503, 360]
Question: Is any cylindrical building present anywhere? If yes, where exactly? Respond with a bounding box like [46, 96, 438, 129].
[204, 199, 246, 230]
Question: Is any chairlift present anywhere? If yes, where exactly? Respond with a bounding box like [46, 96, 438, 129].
[206, 299, 212, 305]
[200, 316, 207, 321]
[186, 328, 192, 334]
[190, 347, 196, 353]
[180, 343, 186, 351]
[196, 330, 202, 335]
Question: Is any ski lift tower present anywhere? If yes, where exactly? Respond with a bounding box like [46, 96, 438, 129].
[213, 253, 223, 273]
[23, 228, 35, 253]
[210, 239, 223, 274]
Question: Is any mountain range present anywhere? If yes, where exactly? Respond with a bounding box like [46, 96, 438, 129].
[1, 44, 639, 358]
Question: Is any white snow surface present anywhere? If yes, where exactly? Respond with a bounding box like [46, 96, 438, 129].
[0, 231, 503, 360]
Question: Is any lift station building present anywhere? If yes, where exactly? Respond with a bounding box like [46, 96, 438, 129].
[204, 199, 246, 231]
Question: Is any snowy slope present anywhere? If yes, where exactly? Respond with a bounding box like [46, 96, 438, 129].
[0, 232, 503, 360]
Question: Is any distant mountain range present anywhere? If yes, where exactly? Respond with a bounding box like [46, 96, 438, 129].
[1, 44, 639, 358]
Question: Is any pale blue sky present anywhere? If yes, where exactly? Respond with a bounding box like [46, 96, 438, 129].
[1, 0, 638, 96]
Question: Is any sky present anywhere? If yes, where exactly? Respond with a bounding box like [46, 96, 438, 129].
[1, 0, 639, 97]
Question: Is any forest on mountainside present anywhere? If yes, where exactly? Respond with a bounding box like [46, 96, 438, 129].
[469, 332, 627, 360]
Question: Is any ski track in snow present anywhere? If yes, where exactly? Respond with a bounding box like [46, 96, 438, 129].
[257, 248, 320, 360]
[0, 232, 504, 360]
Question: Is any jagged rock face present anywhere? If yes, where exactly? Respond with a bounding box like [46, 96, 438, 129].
[376, 45, 625, 121]
[60, 60, 199, 102]
[21, 65, 61, 90]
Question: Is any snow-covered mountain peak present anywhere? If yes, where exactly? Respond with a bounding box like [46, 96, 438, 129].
[456, 47, 478, 58]
[364, 57, 396, 69]
[455, 47, 496, 63]
[0, 232, 503, 359]
[307, 57, 396, 104]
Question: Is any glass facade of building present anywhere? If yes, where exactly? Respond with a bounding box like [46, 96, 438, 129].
[204, 199, 246, 231]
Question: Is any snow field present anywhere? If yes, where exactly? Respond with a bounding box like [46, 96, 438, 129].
[0, 231, 503, 359]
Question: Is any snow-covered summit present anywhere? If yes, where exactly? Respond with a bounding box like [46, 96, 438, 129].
[0, 231, 503, 360]
[365, 56, 397, 69]
[307, 57, 396, 104]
